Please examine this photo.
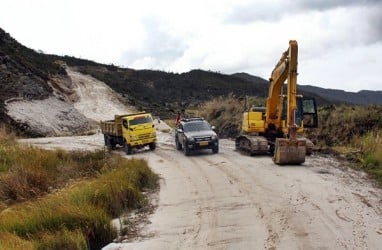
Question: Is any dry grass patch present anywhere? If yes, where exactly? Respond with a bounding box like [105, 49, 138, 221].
[0, 126, 159, 249]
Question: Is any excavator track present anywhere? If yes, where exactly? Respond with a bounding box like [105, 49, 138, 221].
[235, 135, 268, 155]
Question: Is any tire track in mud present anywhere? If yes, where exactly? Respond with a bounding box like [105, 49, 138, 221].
[201, 154, 287, 250]
[186, 156, 219, 247]
[156, 146, 268, 249]
[152, 149, 204, 248]
[153, 148, 234, 248]
[182, 153, 267, 249]
[202, 150, 368, 249]
[212, 150, 379, 250]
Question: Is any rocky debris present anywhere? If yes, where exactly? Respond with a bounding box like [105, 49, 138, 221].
[6, 97, 93, 136]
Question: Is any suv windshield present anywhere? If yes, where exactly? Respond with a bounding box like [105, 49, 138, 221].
[183, 121, 211, 132]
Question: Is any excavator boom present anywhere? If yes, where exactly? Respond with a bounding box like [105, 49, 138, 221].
[272, 40, 305, 164]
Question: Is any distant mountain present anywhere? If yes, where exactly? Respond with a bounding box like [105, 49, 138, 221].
[233, 72, 382, 105]
[232, 72, 334, 105]
[298, 85, 382, 105]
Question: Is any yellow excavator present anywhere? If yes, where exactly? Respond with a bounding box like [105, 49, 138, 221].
[235, 40, 318, 164]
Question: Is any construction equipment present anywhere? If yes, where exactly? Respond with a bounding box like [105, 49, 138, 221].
[235, 40, 318, 164]
[100, 112, 157, 154]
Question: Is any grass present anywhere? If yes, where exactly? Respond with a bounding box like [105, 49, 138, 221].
[199, 94, 265, 138]
[199, 94, 244, 138]
[0, 126, 158, 249]
[350, 130, 382, 184]
[305, 105, 382, 185]
[34, 229, 88, 250]
[0, 232, 34, 250]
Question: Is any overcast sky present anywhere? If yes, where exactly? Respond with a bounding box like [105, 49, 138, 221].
[1, 0, 381, 92]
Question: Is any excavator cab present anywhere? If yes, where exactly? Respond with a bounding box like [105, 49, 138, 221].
[302, 97, 318, 128]
[281, 96, 318, 128]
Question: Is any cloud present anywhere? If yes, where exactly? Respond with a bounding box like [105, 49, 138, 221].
[296, 0, 380, 11]
[120, 17, 186, 70]
[300, 42, 382, 91]
[1, 0, 381, 91]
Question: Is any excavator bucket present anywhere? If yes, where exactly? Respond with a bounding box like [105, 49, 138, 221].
[273, 138, 306, 165]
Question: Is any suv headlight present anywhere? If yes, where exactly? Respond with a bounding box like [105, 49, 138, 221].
[186, 137, 195, 142]
[211, 135, 218, 141]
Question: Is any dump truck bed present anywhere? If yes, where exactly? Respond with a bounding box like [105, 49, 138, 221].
[100, 114, 127, 136]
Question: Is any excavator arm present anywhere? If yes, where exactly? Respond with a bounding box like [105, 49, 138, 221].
[270, 40, 306, 164]
[265, 40, 298, 130]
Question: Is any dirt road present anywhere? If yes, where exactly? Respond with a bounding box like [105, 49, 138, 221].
[17, 69, 382, 249]
[23, 132, 382, 250]
[107, 134, 382, 249]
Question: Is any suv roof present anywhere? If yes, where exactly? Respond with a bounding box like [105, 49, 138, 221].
[180, 117, 204, 123]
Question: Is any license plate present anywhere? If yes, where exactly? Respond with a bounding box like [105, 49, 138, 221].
[199, 141, 209, 146]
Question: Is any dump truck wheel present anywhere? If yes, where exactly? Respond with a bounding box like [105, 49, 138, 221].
[124, 143, 132, 155]
[110, 141, 116, 150]
[149, 142, 156, 151]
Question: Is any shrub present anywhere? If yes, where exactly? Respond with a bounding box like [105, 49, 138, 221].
[199, 94, 243, 138]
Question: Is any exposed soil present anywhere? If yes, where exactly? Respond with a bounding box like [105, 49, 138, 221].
[18, 69, 382, 250]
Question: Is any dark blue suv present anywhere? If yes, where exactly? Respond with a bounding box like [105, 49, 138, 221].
[175, 118, 219, 156]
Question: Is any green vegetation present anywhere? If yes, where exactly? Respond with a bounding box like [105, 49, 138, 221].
[306, 105, 382, 184]
[72, 66, 270, 120]
[0, 126, 158, 249]
[199, 94, 265, 137]
[308, 105, 382, 146]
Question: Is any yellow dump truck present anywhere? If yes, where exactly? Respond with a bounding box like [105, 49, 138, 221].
[100, 112, 157, 154]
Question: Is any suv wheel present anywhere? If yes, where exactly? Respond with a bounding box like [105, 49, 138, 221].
[175, 138, 182, 150]
[212, 145, 219, 154]
[183, 143, 190, 156]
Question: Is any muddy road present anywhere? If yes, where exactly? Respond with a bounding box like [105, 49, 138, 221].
[16, 69, 382, 249]
[22, 132, 382, 250]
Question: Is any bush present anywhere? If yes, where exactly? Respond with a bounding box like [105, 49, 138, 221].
[199, 94, 243, 138]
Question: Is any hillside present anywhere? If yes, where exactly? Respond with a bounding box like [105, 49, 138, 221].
[1, 27, 381, 135]
[0, 28, 93, 136]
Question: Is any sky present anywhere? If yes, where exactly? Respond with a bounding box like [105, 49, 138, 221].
[1, 0, 381, 92]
